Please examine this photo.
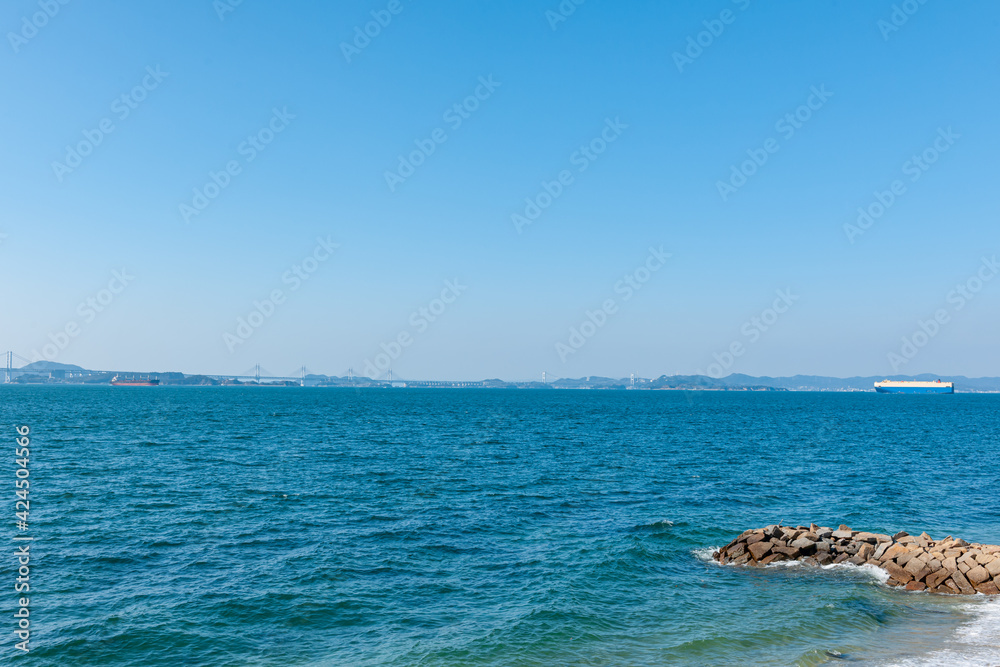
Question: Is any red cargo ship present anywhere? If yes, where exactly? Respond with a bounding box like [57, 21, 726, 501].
[110, 375, 160, 386]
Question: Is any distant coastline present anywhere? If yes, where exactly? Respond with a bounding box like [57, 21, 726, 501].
[4, 361, 1000, 392]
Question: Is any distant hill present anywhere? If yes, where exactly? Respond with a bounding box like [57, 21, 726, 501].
[18, 361, 84, 372]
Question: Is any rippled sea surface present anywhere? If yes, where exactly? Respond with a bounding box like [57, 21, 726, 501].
[3, 386, 1000, 666]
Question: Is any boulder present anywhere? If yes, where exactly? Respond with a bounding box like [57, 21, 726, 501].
[749, 541, 772, 561]
[881, 544, 909, 562]
[905, 581, 927, 591]
[951, 570, 975, 594]
[773, 546, 802, 558]
[967, 565, 991, 585]
[958, 551, 980, 565]
[760, 552, 785, 565]
[791, 538, 818, 555]
[976, 581, 1000, 595]
[884, 562, 912, 584]
[986, 558, 1000, 577]
[925, 568, 951, 590]
[903, 558, 931, 582]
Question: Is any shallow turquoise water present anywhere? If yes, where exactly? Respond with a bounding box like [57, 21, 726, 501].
[2, 387, 999, 665]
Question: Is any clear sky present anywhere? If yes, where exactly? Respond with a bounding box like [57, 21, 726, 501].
[1, 0, 998, 380]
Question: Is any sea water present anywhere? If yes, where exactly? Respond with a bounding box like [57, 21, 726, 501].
[2, 386, 998, 666]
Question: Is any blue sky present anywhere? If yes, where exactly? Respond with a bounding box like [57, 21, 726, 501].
[1, 0, 998, 380]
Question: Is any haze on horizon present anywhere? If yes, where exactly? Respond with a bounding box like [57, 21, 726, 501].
[2, 1, 998, 381]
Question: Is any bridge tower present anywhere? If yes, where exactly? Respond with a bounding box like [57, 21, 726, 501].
[255, 364, 260, 384]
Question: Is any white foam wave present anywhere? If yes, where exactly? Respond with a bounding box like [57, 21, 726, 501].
[881, 598, 1000, 667]
[693, 551, 894, 583]
[823, 561, 892, 585]
[693, 547, 721, 564]
[756, 558, 891, 584]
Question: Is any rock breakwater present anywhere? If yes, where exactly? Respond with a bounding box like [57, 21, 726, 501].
[714, 524, 1000, 595]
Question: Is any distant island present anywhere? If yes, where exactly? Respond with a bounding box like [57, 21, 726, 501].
[4, 361, 1000, 392]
